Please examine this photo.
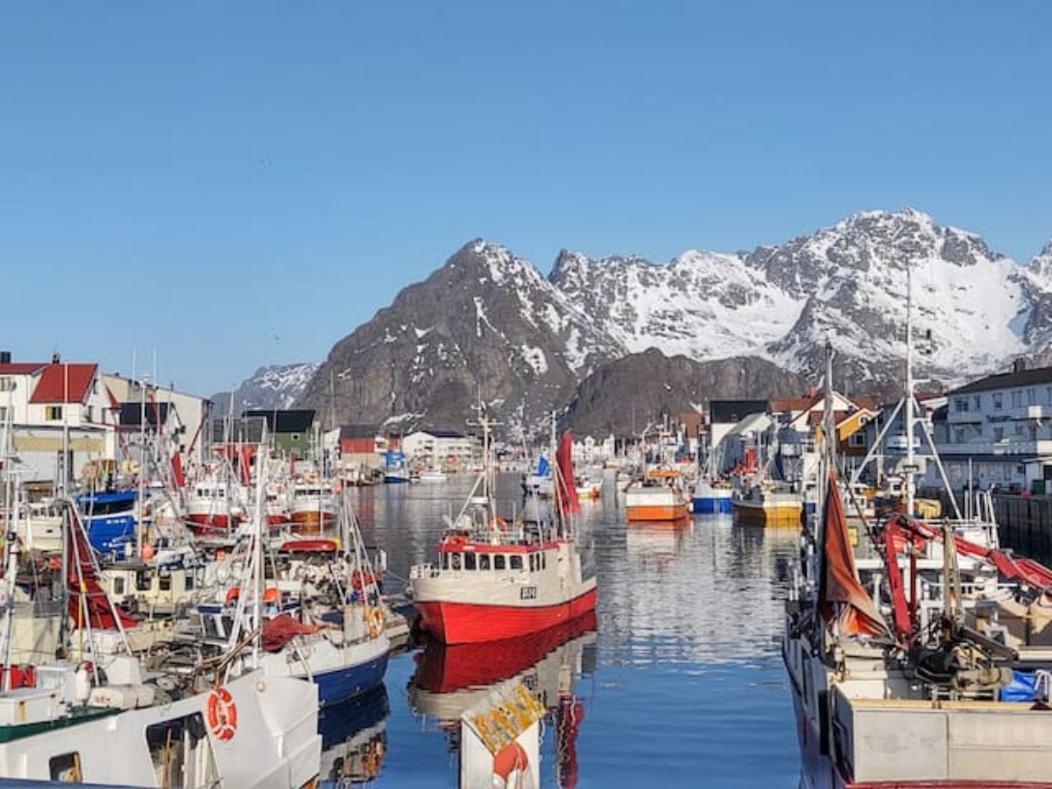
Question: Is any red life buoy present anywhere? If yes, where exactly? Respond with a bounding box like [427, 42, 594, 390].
[493, 741, 529, 784]
[207, 687, 238, 741]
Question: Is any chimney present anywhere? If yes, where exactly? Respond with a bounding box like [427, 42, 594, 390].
[51, 352, 61, 364]
[0, 351, 9, 365]
[1013, 358, 1027, 374]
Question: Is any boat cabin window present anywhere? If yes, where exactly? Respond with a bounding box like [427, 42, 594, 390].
[464, 552, 477, 571]
[112, 577, 125, 596]
[185, 574, 194, 590]
[136, 571, 152, 591]
[159, 574, 172, 592]
[493, 555, 506, 570]
[441, 552, 450, 570]
[450, 553, 462, 570]
[146, 712, 211, 788]
[479, 554, 490, 570]
[528, 554, 537, 572]
[541, 553, 547, 570]
[510, 555, 523, 571]
[49, 752, 82, 782]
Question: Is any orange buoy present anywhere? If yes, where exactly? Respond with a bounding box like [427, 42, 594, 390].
[263, 587, 280, 604]
[225, 587, 240, 606]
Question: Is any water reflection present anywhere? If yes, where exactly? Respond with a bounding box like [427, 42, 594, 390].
[319, 685, 390, 787]
[409, 613, 597, 787]
[347, 475, 800, 787]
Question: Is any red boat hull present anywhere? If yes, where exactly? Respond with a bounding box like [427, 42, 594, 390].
[415, 587, 598, 644]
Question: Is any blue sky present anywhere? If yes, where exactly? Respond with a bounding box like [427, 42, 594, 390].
[2, 2, 1050, 394]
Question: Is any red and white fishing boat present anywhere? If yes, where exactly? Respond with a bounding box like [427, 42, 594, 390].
[186, 477, 244, 534]
[410, 427, 597, 645]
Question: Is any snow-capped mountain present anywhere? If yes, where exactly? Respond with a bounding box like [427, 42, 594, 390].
[212, 362, 319, 416]
[554, 209, 1049, 387]
[295, 209, 1052, 435]
[297, 240, 623, 438]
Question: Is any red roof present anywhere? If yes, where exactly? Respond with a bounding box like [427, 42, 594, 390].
[0, 362, 48, 376]
[29, 364, 98, 404]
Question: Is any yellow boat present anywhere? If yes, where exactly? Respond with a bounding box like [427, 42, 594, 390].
[732, 484, 803, 528]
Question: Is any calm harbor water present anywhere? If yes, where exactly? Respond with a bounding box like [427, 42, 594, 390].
[326, 473, 799, 787]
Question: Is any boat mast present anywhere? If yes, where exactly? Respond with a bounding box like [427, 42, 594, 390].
[137, 374, 147, 558]
[0, 398, 18, 693]
[905, 263, 916, 516]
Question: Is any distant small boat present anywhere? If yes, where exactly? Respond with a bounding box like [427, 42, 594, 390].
[383, 450, 411, 484]
[692, 480, 733, 515]
[625, 469, 690, 522]
[575, 476, 602, 500]
[417, 468, 447, 484]
[732, 483, 802, 528]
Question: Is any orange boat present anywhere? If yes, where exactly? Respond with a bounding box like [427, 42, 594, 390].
[625, 469, 691, 522]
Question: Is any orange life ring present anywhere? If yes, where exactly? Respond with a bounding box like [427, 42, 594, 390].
[490, 517, 509, 532]
[207, 687, 238, 741]
[365, 606, 385, 638]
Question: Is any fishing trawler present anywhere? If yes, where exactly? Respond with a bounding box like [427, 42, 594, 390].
[409, 423, 597, 644]
[731, 481, 802, 527]
[186, 477, 244, 534]
[784, 295, 1052, 788]
[625, 468, 691, 522]
[691, 479, 733, 514]
[288, 478, 337, 533]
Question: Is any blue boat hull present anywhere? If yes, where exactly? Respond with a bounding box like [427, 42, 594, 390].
[692, 497, 733, 515]
[314, 653, 389, 707]
[84, 515, 136, 554]
[383, 476, 410, 484]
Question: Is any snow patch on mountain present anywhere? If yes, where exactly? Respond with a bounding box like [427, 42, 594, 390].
[212, 362, 319, 416]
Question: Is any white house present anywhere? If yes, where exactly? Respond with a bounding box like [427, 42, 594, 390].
[401, 429, 480, 467]
[0, 357, 111, 484]
[930, 361, 1052, 493]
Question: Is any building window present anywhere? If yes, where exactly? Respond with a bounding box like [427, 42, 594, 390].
[954, 428, 966, 444]
[993, 427, 1004, 442]
[849, 432, 866, 448]
[1012, 390, 1023, 408]
[993, 392, 1003, 410]
[973, 394, 981, 410]
[0, 406, 6, 422]
[45, 406, 63, 421]
[955, 398, 969, 413]
[85, 406, 93, 422]
[0, 377, 14, 392]
[1028, 389, 1037, 406]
